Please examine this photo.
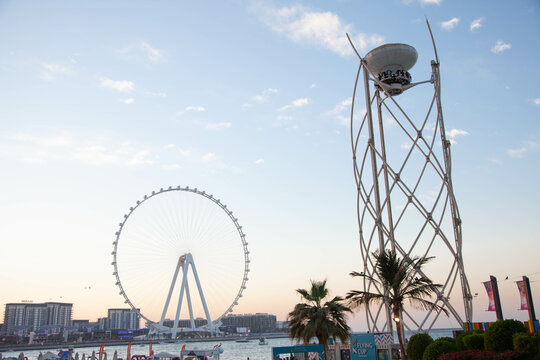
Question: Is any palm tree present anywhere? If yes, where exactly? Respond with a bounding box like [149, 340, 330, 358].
[287, 280, 351, 354]
[346, 250, 448, 360]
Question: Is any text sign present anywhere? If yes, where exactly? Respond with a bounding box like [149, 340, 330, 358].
[350, 333, 376, 360]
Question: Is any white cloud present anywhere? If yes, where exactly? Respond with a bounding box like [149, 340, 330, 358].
[119, 98, 135, 104]
[278, 97, 310, 111]
[253, 4, 383, 56]
[100, 77, 135, 92]
[253, 88, 279, 102]
[470, 17, 485, 32]
[165, 144, 176, 149]
[440, 17, 460, 31]
[11, 133, 72, 147]
[487, 157, 500, 164]
[420, 0, 441, 4]
[310, 83, 317, 88]
[163, 164, 181, 170]
[327, 97, 352, 115]
[446, 128, 470, 138]
[185, 105, 206, 112]
[40, 63, 73, 81]
[206, 122, 232, 130]
[507, 147, 527, 159]
[202, 152, 217, 162]
[277, 115, 294, 121]
[534, 98, 540, 106]
[491, 40, 511, 54]
[140, 41, 163, 62]
[255, 159, 264, 165]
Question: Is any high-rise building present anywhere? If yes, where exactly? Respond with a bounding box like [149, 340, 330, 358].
[221, 313, 276, 333]
[2, 302, 72, 335]
[107, 308, 140, 330]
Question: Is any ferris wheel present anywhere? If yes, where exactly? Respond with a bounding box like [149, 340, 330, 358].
[111, 186, 250, 335]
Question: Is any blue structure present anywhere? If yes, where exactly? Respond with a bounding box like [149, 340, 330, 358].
[350, 333, 376, 360]
[272, 344, 326, 360]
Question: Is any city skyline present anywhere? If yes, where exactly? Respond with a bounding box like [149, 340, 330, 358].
[0, 0, 539, 331]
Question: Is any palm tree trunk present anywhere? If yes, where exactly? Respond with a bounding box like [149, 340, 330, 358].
[394, 310, 407, 360]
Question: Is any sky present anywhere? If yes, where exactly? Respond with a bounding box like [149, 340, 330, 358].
[0, 0, 539, 332]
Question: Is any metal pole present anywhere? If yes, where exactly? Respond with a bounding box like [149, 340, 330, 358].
[160, 257, 183, 326]
[362, 64, 393, 332]
[490, 276, 503, 321]
[523, 276, 536, 327]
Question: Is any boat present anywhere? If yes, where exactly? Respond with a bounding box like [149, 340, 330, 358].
[258, 337, 268, 345]
[180, 344, 223, 360]
[235, 337, 250, 343]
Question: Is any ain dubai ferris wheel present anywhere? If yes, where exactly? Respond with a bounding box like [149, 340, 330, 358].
[111, 186, 250, 337]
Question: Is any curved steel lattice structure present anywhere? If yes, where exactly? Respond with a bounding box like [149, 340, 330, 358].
[347, 22, 472, 335]
[112, 186, 249, 335]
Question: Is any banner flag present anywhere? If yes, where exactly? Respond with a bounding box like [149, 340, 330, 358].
[99, 344, 104, 360]
[517, 281, 528, 310]
[484, 281, 495, 311]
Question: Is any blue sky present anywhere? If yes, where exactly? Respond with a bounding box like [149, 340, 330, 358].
[0, 0, 539, 331]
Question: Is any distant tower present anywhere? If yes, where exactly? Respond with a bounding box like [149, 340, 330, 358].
[347, 24, 473, 334]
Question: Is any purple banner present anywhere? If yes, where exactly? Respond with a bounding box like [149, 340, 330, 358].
[484, 281, 495, 311]
[517, 281, 528, 310]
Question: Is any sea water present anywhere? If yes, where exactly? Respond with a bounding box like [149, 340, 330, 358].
[1, 329, 457, 360]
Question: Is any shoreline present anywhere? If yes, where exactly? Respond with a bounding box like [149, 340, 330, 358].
[0, 334, 290, 353]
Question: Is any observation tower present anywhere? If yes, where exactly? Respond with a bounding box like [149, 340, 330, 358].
[347, 22, 473, 335]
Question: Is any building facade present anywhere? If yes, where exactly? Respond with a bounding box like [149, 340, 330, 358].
[107, 308, 140, 330]
[221, 313, 277, 333]
[2, 302, 72, 335]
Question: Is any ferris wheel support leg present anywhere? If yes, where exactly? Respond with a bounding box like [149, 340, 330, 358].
[187, 254, 214, 335]
[184, 280, 196, 330]
[160, 257, 183, 326]
[172, 262, 190, 339]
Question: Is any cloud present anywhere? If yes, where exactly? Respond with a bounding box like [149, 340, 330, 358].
[327, 97, 352, 115]
[185, 105, 206, 112]
[253, 4, 383, 56]
[40, 63, 73, 81]
[206, 122, 232, 130]
[119, 98, 135, 104]
[446, 128, 469, 138]
[440, 17, 460, 31]
[202, 152, 217, 162]
[163, 164, 181, 170]
[255, 159, 264, 165]
[491, 40, 511, 54]
[11, 133, 72, 147]
[8, 132, 153, 166]
[445, 128, 469, 145]
[534, 98, 540, 106]
[253, 88, 279, 102]
[310, 83, 317, 88]
[507, 147, 527, 159]
[100, 77, 135, 92]
[470, 17, 485, 32]
[506, 140, 539, 159]
[278, 97, 310, 111]
[140, 41, 163, 62]
[402, 0, 441, 5]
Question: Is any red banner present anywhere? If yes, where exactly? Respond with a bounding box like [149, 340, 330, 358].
[484, 281, 495, 311]
[517, 281, 528, 310]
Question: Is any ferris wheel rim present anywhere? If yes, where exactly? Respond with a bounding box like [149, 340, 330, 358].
[111, 185, 250, 326]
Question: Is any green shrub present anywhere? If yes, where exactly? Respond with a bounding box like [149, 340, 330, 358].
[513, 332, 538, 356]
[456, 330, 484, 350]
[463, 333, 484, 350]
[423, 338, 458, 360]
[485, 320, 527, 352]
[407, 333, 434, 360]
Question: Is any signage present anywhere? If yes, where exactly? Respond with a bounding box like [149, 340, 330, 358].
[350, 333, 376, 360]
